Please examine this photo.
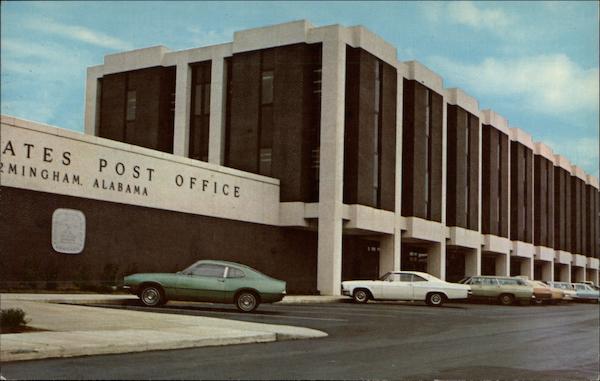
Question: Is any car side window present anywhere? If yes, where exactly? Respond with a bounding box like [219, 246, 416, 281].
[398, 274, 413, 282]
[470, 277, 482, 285]
[227, 267, 245, 278]
[190, 264, 226, 278]
[498, 279, 518, 286]
[482, 278, 498, 286]
[412, 275, 427, 282]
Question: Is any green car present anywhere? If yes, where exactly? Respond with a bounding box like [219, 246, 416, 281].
[459, 276, 534, 305]
[123, 260, 286, 312]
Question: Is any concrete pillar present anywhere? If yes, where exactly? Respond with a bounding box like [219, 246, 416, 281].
[379, 232, 401, 276]
[520, 258, 534, 280]
[173, 62, 192, 157]
[316, 35, 346, 295]
[84, 66, 103, 136]
[560, 263, 571, 282]
[208, 58, 226, 165]
[427, 242, 446, 280]
[541, 261, 553, 282]
[574, 267, 585, 283]
[465, 248, 481, 277]
[495, 253, 510, 276]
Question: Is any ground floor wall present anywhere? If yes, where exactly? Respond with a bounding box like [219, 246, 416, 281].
[0, 186, 319, 294]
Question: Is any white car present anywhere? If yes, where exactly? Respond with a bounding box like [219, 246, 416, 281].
[341, 271, 471, 307]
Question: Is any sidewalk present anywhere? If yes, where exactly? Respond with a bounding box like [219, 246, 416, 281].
[0, 294, 330, 362]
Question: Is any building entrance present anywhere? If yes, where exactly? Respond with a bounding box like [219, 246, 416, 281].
[342, 237, 380, 281]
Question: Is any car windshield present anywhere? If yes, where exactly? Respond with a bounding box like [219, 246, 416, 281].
[458, 277, 471, 284]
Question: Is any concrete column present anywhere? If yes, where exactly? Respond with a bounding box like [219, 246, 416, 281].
[427, 242, 446, 279]
[208, 58, 226, 165]
[520, 258, 534, 280]
[465, 248, 481, 277]
[379, 232, 401, 277]
[495, 253, 510, 276]
[173, 62, 192, 157]
[317, 35, 346, 296]
[541, 261, 553, 282]
[574, 267, 585, 283]
[84, 66, 103, 136]
[559, 263, 571, 282]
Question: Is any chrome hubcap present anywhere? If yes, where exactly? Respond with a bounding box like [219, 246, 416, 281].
[356, 291, 367, 301]
[431, 294, 441, 304]
[239, 294, 255, 310]
[142, 288, 159, 305]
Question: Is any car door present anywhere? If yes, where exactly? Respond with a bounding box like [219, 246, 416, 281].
[380, 273, 414, 300]
[222, 266, 248, 303]
[176, 263, 226, 303]
[410, 274, 430, 301]
[468, 277, 484, 298]
[481, 277, 501, 297]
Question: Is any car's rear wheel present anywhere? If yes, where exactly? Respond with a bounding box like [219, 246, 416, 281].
[140, 285, 164, 307]
[498, 293, 515, 306]
[426, 292, 444, 307]
[236, 291, 259, 312]
[353, 289, 370, 304]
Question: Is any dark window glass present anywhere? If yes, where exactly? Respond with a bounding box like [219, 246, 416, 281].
[261, 70, 274, 105]
[227, 267, 245, 278]
[412, 275, 427, 282]
[398, 273, 413, 282]
[190, 264, 225, 278]
[194, 84, 203, 116]
[126, 90, 136, 121]
[189, 61, 211, 161]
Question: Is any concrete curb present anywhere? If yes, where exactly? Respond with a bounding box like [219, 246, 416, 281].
[0, 294, 328, 362]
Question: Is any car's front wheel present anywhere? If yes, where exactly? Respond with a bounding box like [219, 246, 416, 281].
[426, 292, 444, 307]
[140, 285, 165, 307]
[353, 289, 370, 303]
[236, 291, 259, 312]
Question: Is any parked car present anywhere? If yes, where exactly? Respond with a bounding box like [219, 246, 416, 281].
[546, 281, 577, 301]
[123, 260, 286, 312]
[572, 283, 600, 303]
[526, 280, 563, 304]
[341, 271, 470, 307]
[459, 276, 534, 305]
[582, 281, 600, 291]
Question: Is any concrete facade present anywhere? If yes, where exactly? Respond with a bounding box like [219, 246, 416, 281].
[2, 20, 599, 294]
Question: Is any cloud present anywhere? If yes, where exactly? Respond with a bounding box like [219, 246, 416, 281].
[446, 1, 512, 30]
[546, 137, 600, 177]
[420, 1, 513, 33]
[429, 54, 599, 114]
[22, 17, 132, 51]
[185, 26, 237, 47]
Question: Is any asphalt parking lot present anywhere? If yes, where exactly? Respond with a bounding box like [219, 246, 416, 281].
[2, 300, 599, 380]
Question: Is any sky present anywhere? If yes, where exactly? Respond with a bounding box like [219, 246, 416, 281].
[1, 1, 599, 176]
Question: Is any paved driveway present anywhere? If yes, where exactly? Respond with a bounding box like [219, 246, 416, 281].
[2, 301, 599, 380]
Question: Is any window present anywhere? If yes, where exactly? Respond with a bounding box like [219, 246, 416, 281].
[189, 264, 225, 278]
[470, 277, 482, 285]
[398, 273, 413, 282]
[373, 61, 383, 207]
[189, 62, 211, 162]
[412, 275, 427, 282]
[465, 114, 470, 224]
[126, 90, 136, 121]
[482, 278, 498, 286]
[258, 55, 274, 176]
[261, 71, 274, 105]
[227, 267, 245, 278]
[498, 278, 519, 286]
[424, 89, 431, 215]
